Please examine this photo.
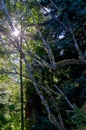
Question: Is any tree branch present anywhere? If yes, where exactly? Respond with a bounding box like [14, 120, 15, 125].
[54, 85, 74, 109]
[28, 9, 56, 69]
[56, 59, 86, 67]
[1, 0, 14, 31]
[68, 23, 83, 60]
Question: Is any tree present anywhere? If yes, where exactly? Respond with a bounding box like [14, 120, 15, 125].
[0, 51, 20, 130]
[0, 0, 86, 130]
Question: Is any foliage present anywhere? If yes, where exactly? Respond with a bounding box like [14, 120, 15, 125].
[0, 0, 86, 130]
[67, 106, 86, 129]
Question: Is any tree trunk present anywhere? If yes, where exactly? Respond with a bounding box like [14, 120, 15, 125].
[25, 93, 43, 130]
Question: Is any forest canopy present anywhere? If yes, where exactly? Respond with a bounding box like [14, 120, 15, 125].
[0, 0, 86, 130]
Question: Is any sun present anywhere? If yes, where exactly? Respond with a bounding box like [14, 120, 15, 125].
[12, 28, 20, 37]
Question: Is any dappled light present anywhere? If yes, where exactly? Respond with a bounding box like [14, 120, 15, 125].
[0, 0, 86, 130]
